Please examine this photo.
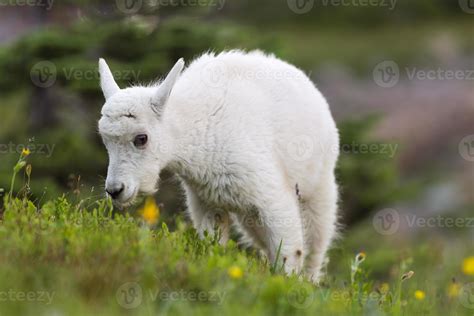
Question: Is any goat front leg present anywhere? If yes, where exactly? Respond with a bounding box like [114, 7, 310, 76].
[183, 183, 230, 245]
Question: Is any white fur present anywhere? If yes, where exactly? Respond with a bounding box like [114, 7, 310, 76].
[98, 50, 340, 281]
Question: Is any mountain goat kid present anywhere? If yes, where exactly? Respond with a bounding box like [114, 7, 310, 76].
[98, 51, 339, 281]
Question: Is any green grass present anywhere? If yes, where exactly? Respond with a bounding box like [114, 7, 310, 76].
[0, 156, 472, 316]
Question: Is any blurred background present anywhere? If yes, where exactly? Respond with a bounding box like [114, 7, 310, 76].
[0, 0, 472, 237]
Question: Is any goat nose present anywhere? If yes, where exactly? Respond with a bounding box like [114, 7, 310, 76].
[106, 183, 125, 200]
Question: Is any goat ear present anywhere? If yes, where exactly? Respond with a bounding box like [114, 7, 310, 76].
[152, 58, 185, 113]
[98, 58, 120, 100]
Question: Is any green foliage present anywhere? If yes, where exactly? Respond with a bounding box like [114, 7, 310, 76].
[0, 153, 471, 315]
[0, 191, 471, 315]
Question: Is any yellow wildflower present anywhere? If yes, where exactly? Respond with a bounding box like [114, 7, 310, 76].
[462, 256, 474, 275]
[447, 282, 461, 298]
[21, 148, 31, 157]
[227, 266, 243, 279]
[414, 290, 426, 300]
[140, 196, 160, 225]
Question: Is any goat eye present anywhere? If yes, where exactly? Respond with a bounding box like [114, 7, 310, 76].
[133, 134, 148, 148]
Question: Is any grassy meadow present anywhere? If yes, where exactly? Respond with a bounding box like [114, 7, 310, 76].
[0, 151, 473, 316]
